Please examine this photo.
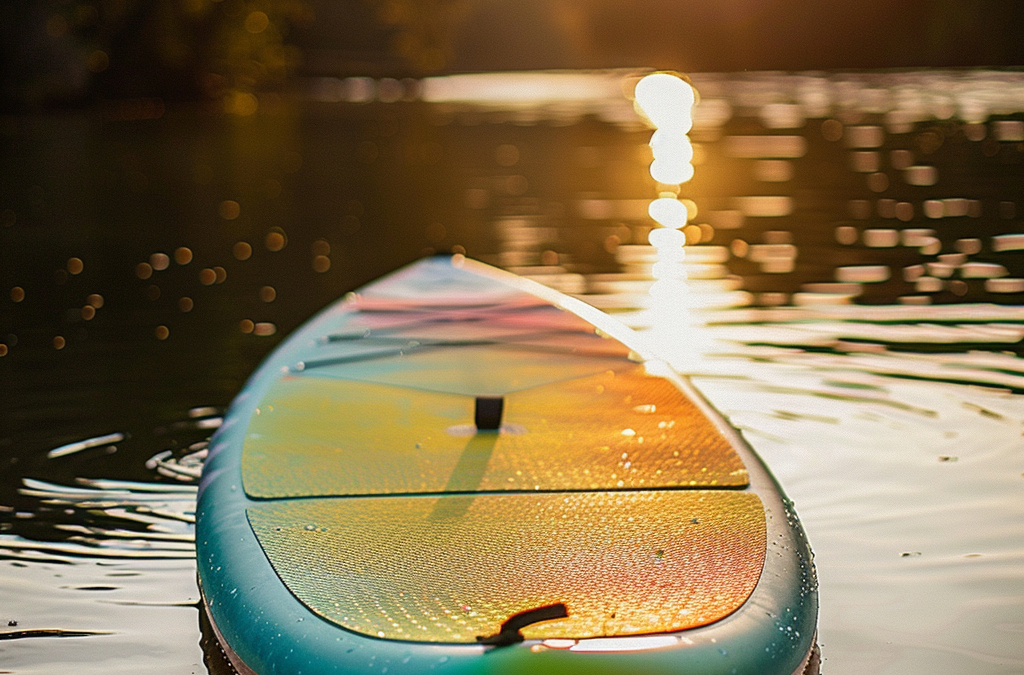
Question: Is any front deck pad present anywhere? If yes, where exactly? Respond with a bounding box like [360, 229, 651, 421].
[242, 365, 748, 498]
[246, 490, 767, 643]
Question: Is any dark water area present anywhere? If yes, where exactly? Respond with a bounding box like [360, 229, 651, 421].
[2, 70, 1024, 674]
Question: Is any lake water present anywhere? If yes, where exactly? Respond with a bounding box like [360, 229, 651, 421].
[2, 69, 1023, 674]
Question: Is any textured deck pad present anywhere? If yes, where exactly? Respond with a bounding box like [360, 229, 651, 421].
[243, 365, 748, 498]
[247, 490, 766, 643]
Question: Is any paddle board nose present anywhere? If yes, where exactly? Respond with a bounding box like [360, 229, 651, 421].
[197, 256, 818, 675]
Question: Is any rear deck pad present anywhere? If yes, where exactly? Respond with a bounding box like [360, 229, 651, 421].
[243, 365, 748, 498]
[247, 490, 767, 643]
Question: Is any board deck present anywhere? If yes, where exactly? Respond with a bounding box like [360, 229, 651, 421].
[197, 255, 818, 674]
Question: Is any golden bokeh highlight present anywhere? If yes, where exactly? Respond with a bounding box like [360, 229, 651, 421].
[245, 11, 270, 34]
[67, 257, 84, 275]
[86, 294, 103, 309]
[175, 247, 194, 265]
[81, 305, 96, 321]
[214, 266, 227, 284]
[179, 297, 194, 312]
[155, 325, 170, 340]
[150, 253, 170, 270]
[0, 344, 7, 357]
[266, 230, 287, 252]
[240, 319, 255, 334]
[234, 241, 253, 261]
[650, 129, 695, 161]
[312, 255, 331, 273]
[219, 200, 241, 220]
[650, 157, 695, 185]
[53, 336, 66, 350]
[225, 91, 259, 117]
[260, 286, 277, 303]
[136, 262, 153, 280]
[648, 197, 689, 229]
[11, 287, 25, 302]
[634, 72, 695, 132]
[683, 224, 703, 245]
[636, 71, 696, 266]
[199, 268, 217, 285]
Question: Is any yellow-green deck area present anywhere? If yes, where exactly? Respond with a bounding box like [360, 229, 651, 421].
[240, 279, 764, 644]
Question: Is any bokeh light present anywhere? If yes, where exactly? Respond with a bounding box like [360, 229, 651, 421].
[634, 73, 695, 132]
[266, 229, 287, 252]
[648, 197, 689, 229]
[650, 157, 695, 185]
[219, 200, 241, 220]
[175, 247, 194, 265]
[234, 241, 254, 261]
[635, 73, 697, 189]
[649, 129, 694, 163]
[150, 253, 170, 270]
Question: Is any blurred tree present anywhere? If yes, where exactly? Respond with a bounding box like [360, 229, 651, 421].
[362, 0, 471, 73]
[0, 0, 313, 109]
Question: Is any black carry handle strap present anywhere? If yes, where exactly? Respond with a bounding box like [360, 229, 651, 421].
[476, 603, 569, 648]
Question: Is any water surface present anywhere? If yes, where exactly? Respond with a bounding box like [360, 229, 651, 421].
[2, 69, 1024, 674]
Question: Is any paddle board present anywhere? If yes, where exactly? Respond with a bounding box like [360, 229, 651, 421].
[196, 255, 819, 675]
